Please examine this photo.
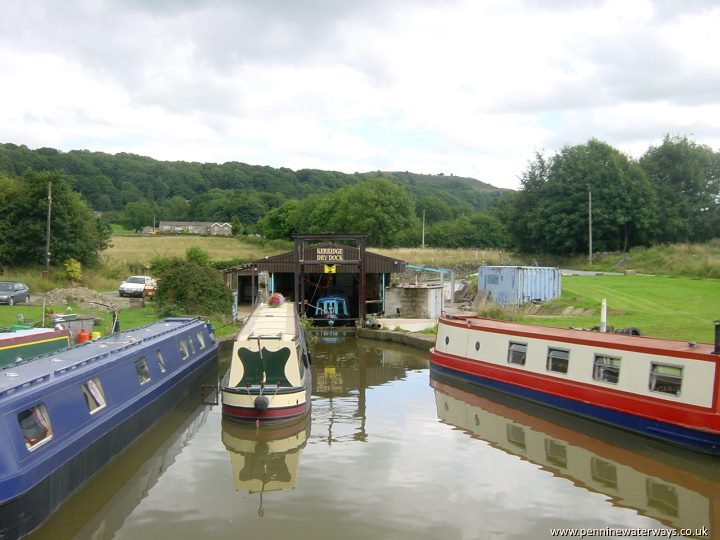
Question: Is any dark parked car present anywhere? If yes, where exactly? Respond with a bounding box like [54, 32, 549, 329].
[0, 281, 30, 305]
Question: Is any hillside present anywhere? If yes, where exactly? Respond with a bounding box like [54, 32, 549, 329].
[0, 143, 508, 214]
[360, 170, 508, 211]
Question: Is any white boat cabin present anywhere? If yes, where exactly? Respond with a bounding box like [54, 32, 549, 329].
[434, 317, 719, 409]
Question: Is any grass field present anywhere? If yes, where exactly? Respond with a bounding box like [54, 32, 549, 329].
[372, 247, 512, 266]
[515, 274, 720, 343]
[104, 237, 514, 268]
[105, 235, 279, 265]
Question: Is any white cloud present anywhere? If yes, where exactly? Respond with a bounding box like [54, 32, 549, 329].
[0, 0, 718, 190]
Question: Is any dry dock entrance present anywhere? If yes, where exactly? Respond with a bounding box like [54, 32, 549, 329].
[221, 234, 406, 326]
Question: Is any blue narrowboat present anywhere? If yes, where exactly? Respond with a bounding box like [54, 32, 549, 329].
[314, 295, 349, 326]
[0, 317, 218, 539]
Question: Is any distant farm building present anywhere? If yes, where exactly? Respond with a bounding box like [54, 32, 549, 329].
[158, 221, 232, 236]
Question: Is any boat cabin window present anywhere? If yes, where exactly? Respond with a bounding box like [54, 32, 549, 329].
[507, 342, 527, 365]
[544, 439, 567, 468]
[178, 339, 190, 360]
[135, 357, 151, 385]
[649, 363, 682, 396]
[156, 349, 166, 373]
[196, 331, 206, 349]
[590, 458, 618, 489]
[82, 378, 107, 413]
[506, 424, 526, 451]
[593, 354, 621, 384]
[646, 479, 678, 517]
[546, 348, 569, 374]
[18, 404, 53, 450]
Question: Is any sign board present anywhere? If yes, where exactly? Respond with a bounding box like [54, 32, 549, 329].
[316, 248, 344, 262]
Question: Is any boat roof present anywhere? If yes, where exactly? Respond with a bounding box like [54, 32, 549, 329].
[442, 315, 717, 358]
[237, 302, 298, 342]
[0, 328, 62, 341]
[0, 318, 207, 396]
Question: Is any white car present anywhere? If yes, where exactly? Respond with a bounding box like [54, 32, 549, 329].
[118, 275, 157, 298]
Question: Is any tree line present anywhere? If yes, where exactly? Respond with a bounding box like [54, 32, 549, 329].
[0, 134, 717, 268]
[0, 143, 503, 234]
[258, 135, 720, 253]
[503, 136, 720, 255]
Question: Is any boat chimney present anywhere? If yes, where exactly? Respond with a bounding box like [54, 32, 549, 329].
[600, 299, 607, 333]
[714, 320, 720, 355]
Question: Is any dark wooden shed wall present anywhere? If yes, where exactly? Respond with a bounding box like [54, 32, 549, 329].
[250, 244, 405, 274]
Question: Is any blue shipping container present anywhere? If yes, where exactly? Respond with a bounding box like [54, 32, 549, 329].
[478, 266, 561, 306]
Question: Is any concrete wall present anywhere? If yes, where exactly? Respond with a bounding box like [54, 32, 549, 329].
[385, 285, 443, 318]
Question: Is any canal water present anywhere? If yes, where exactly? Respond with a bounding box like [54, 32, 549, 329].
[29, 334, 719, 540]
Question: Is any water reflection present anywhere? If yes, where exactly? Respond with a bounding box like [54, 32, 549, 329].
[221, 415, 310, 517]
[28, 398, 212, 540]
[314, 328, 348, 345]
[311, 337, 428, 445]
[29, 335, 716, 539]
[431, 375, 720, 534]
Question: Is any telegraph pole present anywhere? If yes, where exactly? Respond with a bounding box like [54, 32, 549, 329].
[44, 180, 52, 279]
[588, 185, 593, 265]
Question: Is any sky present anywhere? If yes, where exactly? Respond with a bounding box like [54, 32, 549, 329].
[1, 0, 719, 190]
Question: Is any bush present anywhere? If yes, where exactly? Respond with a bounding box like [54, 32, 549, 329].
[239, 235, 293, 251]
[153, 259, 232, 316]
[128, 261, 150, 275]
[186, 246, 211, 266]
[63, 258, 82, 282]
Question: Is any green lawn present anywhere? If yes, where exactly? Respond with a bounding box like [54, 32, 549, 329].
[517, 274, 720, 343]
[0, 304, 239, 338]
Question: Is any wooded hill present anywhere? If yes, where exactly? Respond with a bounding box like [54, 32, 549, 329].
[0, 143, 506, 216]
[3, 135, 716, 256]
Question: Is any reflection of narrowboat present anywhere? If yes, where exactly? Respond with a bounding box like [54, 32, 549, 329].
[430, 315, 720, 454]
[32, 399, 211, 539]
[314, 328, 348, 344]
[221, 300, 312, 423]
[431, 376, 720, 534]
[0, 317, 218, 540]
[222, 414, 310, 515]
[0, 327, 71, 368]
